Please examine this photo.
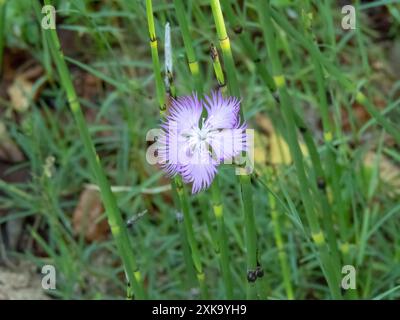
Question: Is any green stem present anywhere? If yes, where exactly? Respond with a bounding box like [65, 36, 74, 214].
[210, 181, 234, 299]
[266, 169, 294, 299]
[173, 0, 202, 93]
[199, 194, 219, 252]
[208, 45, 236, 299]
[240, 175, 258, 299]
[271, 9, 400, 145]
[175, 177, 208, 299]
[174, 0, 233, 298]
[146, 0, 166, 113]
[230, 0, 340, 296]
[210, 44, 227, 93]
[257, 1, 342, 299]
[297, 7, 358, 289]
[146, 0, 207, 299]
[43, 0, 145, 299]
[210, 0, 260, 299]
[220, 0, 276, 93]
[170, 181, 198, 293]
[210, 0, 239, 96]
[242, 2, 341, 274]
[297, 12, 344, 278]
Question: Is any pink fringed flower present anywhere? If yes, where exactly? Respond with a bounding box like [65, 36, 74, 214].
[158, 91, 247, 193]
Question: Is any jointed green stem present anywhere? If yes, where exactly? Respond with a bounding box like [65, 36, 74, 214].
[270, 9, 400, 145]
[210, 0, 239, 97]
[208, 45, 237, 299]
[146, 0, 166, 113]
[171, 181, 198, 292]
[175, 177, 209, 298]
[301, 7, 358, 298]
[174, 0, 234, 298]
[247, 13, 342, 285]
[265, 168, 294, 299]
[173, 0, 202, 93]
[210, 182, 234, 299]
[292, 7, 359, 296]
[43, 0, 145, 300]
[296, 10, 345, 282]
[210, 44, 226, 93]
[301, 35, 350, 267]
[240, 175, 258, 299]
[239, 2, 341, 275]
[146, 0, 208, 299]
[209, 0, 260, 299]
[257, 1, 342, 299]
[220, 1, 276, 93]
[294, 114, 342, 275]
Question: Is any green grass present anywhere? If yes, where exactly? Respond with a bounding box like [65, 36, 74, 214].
[0, 0, 399, 299]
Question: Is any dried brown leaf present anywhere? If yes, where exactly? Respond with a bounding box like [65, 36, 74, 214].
[72, 188, 109, 242]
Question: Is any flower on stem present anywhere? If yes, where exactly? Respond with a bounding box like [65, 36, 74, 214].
[158, 91, 247, 193]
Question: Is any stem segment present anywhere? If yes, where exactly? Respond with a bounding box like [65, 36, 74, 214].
[43, 0, 145, 299]
[146, 0, 208, 299]
[209, 0, 260, 299]
[174, 0, 234, 298]
[257, 1, 342, 299]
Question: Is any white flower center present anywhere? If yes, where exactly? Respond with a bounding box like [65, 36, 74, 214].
[189, 126, 209, 146]
[180, 117, 222, 160]
[181, 123, 213, 158]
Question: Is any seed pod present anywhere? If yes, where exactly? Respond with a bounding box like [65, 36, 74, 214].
[247, 270, 257, 282]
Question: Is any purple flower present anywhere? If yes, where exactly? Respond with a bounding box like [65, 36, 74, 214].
[157, 91, 247, 194]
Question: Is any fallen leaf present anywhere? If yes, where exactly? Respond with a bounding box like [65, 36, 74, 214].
[0, 121, 24, 162]
[255, 114, 308, 165]
[72, 188, 109, 242]
[3, 58, 43, 113]
[7, 75, 33, 113]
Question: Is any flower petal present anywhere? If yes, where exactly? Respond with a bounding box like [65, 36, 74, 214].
[179, 143, 217, 194]
[157, 125, 181, 176]
[203, 91, 241, 130]
[157, 122, 189, 176]
[207, 124, 248, 162]
[165, 93, 202, 133]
